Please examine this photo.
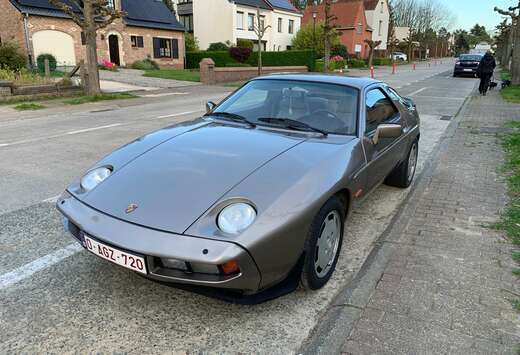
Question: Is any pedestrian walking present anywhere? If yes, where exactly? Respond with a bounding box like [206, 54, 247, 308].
[476, 51, 496, 96]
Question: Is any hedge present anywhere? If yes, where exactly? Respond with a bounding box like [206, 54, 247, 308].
[186, 50, 316, 71]
[372, 58, 392, 66]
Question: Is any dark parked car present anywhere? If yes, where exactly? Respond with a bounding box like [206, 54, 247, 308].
[57, 75, 420, 296]
[453, 54, 483, 77]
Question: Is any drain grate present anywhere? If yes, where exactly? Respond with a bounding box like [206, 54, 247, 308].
[440, 115, 452, 121]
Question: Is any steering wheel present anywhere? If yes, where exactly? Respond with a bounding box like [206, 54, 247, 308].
[305, 109, 343, 131]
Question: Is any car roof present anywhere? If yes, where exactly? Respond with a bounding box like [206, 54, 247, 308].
[254, 73, 381, 89]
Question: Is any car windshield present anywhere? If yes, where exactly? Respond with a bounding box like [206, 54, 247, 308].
[211, 79, 358, 135]
[460, 55, 482, 61]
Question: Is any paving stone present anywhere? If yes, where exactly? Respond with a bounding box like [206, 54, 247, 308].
[340, 84, 520, 353]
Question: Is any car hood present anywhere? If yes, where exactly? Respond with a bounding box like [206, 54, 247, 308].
[81, 122, 306, 234]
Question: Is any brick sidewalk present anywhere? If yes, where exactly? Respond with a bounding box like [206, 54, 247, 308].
[342, 88, 520, 354]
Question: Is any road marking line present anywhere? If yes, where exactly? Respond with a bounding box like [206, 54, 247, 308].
[67, 123, 122, 135]
[414, 96, 465, 100]
[156, 110, 202, 119]
[142, 92, 189, 98]
[42, 195, 61, 203]
[0, 243, 82, 290]
[408, 87, 429, 97]
[0, 143, 9, 147]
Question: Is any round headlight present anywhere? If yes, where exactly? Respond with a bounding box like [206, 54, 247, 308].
[217, 203, 256, 235]
[80, 167, 112, 191]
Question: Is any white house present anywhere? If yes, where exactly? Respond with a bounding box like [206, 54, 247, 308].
[363, 0, 390, 51]
[172, 0, 302, 51]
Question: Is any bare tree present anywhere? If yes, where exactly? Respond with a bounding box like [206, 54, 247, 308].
[365, 40, 382, 67]
[495, 2, 520, 85]
[323, 0, 337, 72]
[49, 0, 125, 95]
[253, 7, 271, 76]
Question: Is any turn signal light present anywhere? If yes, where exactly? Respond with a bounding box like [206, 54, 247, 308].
[220, 260, 240, 275]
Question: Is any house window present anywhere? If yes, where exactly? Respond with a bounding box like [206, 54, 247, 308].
[153, 38, 179, 59]
[248, 14, 255, 31]
[288, 19, 294, 34]
[107, 0, 114, 9]
[131, 35, 144, 48]
[381, 1, 384, 13]
[278, 17, 282, 32]
[179, 14, 193, 32]
[356, 23, 362, 34]
[259, 15, 265, 30]
[237, 11, 244, 30]
[378, 20, 383, 36]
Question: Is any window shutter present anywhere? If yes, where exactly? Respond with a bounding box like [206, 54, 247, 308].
[81, 32, 86, 45]
[153, 37, 161, 58]
[137, 36, 144, 48]
[171, 39, 179, 59]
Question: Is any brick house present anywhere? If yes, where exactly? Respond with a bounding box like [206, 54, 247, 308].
[0, 0, 186, 68]
[302, 0, 372, 59]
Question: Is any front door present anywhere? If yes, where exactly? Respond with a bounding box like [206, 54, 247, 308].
[108, 35, 120, 66]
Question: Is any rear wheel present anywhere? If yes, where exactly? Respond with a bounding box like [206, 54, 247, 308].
[385, 140, 419, 188]
[301, 196, 345, 290]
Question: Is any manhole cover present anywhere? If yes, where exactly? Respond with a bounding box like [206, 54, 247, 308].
[440, 115, 452, 121]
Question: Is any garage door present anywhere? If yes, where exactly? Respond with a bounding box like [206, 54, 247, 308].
[32, 30, 76, 66]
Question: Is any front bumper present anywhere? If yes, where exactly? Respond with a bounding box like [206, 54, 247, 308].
[57, 194, 262, 294]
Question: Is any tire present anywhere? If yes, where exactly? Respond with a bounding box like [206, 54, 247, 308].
[385, 139, 419, 188]
[453, 72, 458, 77]
[301, 196, 345, 290]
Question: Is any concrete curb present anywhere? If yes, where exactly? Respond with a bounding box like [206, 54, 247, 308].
[299, 86, 476, 355]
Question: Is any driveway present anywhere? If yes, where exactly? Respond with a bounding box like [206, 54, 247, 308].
[99, 68, 200, 89]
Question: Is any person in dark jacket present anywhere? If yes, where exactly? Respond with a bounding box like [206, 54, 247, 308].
[476, 51, 496, 95]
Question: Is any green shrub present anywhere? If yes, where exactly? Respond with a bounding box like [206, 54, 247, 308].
[185, 33, 200, 52]
[186, 51, 237, 69]
[0, 42, 27, 71]
[207, 42, 229, 51]
[372, 58, 392, 66]
[315, 59, 325, 72]
[186, 49, 315, 71]
[347, 59, 367, 68]
[37, 53, 57, 72]
[237, 39, 254, 49]
[331, 44, 349, 59]
[131, 58, 160, 70]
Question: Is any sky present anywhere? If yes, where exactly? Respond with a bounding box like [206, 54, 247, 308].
[438, 0, 518, 32]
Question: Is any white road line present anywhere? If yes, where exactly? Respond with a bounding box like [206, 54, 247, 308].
[0, 143, 9, 147]
[156, 110, 202, 119]
[408, 87, 429, 97]
[0, 243, 82, 290]
[67, 123, 122, 135]
[42, 195, 61, 203]
[141, 92, 189, 98]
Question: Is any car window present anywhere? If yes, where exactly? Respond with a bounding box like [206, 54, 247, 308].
[460, 55, 482, 61]
[365, 88, 398, 133]
[213, 79, 359, 135]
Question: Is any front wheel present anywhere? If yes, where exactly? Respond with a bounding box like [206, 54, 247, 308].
[301, 196, 345, 290]
[385, 140, 419, 188]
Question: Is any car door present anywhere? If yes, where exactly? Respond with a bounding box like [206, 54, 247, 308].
[362, 86, 403, 189]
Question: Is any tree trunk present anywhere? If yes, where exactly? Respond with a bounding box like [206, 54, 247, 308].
[368, 47, 374, 68]
[257, 38, 263, 76]
[84, 29, 101, 95]
[512, 17, 520, 85]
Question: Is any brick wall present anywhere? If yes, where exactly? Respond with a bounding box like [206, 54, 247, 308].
[17, 14, 184, 68]
[0, 0, 25, 52]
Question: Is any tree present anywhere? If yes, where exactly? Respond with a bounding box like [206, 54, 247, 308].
[163, 0, 174, 13]
[49, 0, 125, 95]
[253, 7, 271, 75]
[322, 0, 337, 72]
[291, 22, 340, 58]
[453, 29, 470, 56]
[495, 1, 520, 85]
[365, 40, 382, 67]
[468, 24, 492, 46]
[185, 33, 199, 52]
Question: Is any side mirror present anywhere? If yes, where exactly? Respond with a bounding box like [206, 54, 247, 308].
[372, 124, 402, 145]
[206, 101, 216, 114]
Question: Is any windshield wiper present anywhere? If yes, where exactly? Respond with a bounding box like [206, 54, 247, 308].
[205, 111, 256, 127]
[257, 117, 328, 136]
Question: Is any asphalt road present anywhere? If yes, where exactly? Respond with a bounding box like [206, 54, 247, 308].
[0, 61, 478, 353]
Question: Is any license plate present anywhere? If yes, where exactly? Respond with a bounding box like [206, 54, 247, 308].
[84, 235, 147, 274]
[463, 69, 473, 72]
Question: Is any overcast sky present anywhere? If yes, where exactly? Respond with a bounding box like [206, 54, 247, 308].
[439, 0, 518, 32]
